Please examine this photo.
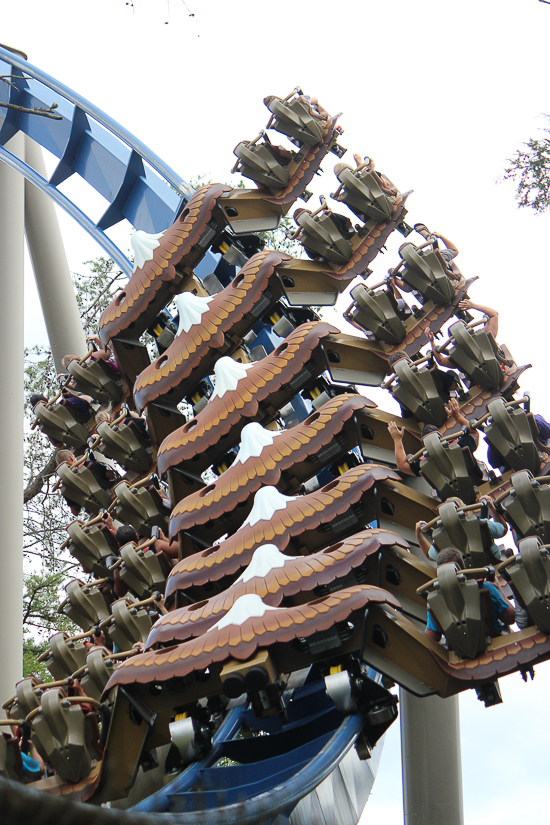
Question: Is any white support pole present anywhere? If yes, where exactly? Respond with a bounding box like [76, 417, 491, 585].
[400, 690, 464, 825]
[24, 137, 86, 373]
[0, 133, 25, 705]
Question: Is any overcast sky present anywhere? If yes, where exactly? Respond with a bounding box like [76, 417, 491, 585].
[4, 1, 550, 822]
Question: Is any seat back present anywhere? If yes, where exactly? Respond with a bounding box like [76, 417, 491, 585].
[108, 599, 153, 650]
[505, 537, 550, 632]
[119, 542, 167, 598]
[266, 96, 325, 146]
[66, 519, 120, 577]
[233, 141, 291, 191]
[501, 471, 550, 543]
[57, 461, 112, 516]
[42, 632, 88, 680]
[392, 360, 447, 426]
[113, 481, 169, 536]
[448, 322, 503, 390]
[0, 734, 24, 781]
[67, 358, 122, 404]
[296, 211, 352, 264]
[432, 500, 495, 568]
[419, 434, 478, 504]
[484, 399, 541, 474]
[34, 401, 89, 449]
[348, 284, 406, 344]
[80, 647, 116, 701]
[31, 688, 99, 784]
[336, 166, 395, 222]
[61, 579, 112, 631]
[11, 677, 42, 720]
[398, 243, 455, 305]
[427, 563, 488, 659]
[96, 420, 152, 473]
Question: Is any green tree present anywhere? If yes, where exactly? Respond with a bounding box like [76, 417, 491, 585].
[504, 115, 550, 213]
[23, 259, 126, 676]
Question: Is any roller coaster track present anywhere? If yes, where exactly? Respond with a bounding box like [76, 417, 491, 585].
[0, 44, 214, 277]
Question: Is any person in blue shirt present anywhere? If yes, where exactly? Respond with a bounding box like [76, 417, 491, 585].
[415, 494, 508, 563]
[424, 547, 515, 642]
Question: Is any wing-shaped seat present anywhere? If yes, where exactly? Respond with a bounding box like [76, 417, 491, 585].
[294, 209, 352, 264]
[431, 500, 498, 568]
[233, 140, 291, 190]
[113, 480, 169, 536]
[419, 433, 478, 504]
[334, 164, 399, 222]
[67, 358, 122, 404]
[427, 563, 489, 659]
[41, 632, 88, 680]
[504, 537, 550, 632]
[501, 471, 550, 543]
[10, 677, 42, 720]
[31, 688, 100, 784]
[398, 242, 455, 305]
[447, 321, 503, 391]
[96, 419, 152, 474]
[264, 94, 326, 146]
[107, 598, 153, 650]
[60, 579, 112, 631]
[483, 398, 541, 474]
[66, 519, 120, 577]
[119, 542, 167, 599]
[347, 284, 406, 344]
[56, 461, 113, 516]
[391, 359, 447, 425]
[0, 734, 25, 781]
[80, 647, 117, 701]
[33, 401, 90, 449]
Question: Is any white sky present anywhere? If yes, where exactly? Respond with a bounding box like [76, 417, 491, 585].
[4, 0, 550, 822]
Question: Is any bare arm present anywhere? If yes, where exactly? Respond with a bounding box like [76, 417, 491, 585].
[415, 521, 434, 560]
[388, 422, 414, 475]
[432, 231, 458, 256]
[445, 398, 479, 446]
[480, 495, 508, 532]
[426, 330, 454, 368]
[458, 300, 499, 338]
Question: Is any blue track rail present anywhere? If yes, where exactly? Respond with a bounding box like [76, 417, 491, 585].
[133, 676, 366, 825]
[0, 45, 200, 275]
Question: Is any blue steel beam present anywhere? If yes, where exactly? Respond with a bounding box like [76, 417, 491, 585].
[0, 46, 210, 273]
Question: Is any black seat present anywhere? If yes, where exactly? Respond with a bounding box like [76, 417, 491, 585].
[419, 433, 478, 504]
[391, 360, 447, 426]
[447, 321, 503, 391]
[233, 140, 291, 191]
[398, 242, 455, 305]
[294, 209, 353, 265]
[484, 398, 541, 474]
[264, 94, 326, 146]
[347, 284, 406, 344]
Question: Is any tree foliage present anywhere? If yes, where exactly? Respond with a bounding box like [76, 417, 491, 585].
[23, 259, 126, 676]
[504, 116, 550, 213]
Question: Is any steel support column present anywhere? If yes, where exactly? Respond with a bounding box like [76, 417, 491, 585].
[400, 690, 464, 825]
[0, 133, 25, 704]
[24, 137, 86, 373]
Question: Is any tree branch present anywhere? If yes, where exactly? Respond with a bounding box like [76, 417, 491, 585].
[0, 100, 62, 120]
[24, 449, 58, 504]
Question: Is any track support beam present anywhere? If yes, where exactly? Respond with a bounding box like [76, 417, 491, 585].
[0, 133, 25, 704]
[24, 137, 87, 372]
[400, 689, 464, 825]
